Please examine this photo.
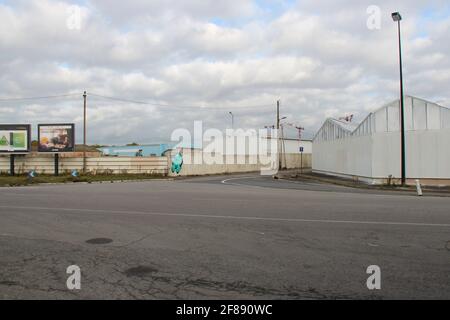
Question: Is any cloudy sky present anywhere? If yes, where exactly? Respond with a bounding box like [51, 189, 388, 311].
[0, 0, 449, 144]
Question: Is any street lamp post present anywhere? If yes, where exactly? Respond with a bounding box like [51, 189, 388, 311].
[229, 111, 234, 129]
[278, 116, 287, 170]
[83, 91, 87, 174]
[392, 12, 406, 186]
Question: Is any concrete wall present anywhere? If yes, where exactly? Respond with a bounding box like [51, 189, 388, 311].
[274, 139, 312, 154]
[283, 153, 312, 169]
[0, 155, 168, 175]
[168, 148, 312, 177]
[1, 147, 313, 177]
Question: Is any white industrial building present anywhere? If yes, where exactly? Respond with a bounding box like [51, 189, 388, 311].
[313, 96, 450, 185]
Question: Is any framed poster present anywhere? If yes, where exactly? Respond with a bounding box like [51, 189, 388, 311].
[0, 124, 31, 153]
[38, 123, 75, 152]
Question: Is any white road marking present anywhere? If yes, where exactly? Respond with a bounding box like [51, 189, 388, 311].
[1, 205, 450, 228]
[192, 198, 261, 202]
[220, 176, 446, 199]
[221, 176, 274, 189]
[277, 177, 339, 187]
[221, 176, 330, 187]
[221, 176, 262, 184]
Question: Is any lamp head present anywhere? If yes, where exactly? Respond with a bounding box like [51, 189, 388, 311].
[391, 12, 402, 22]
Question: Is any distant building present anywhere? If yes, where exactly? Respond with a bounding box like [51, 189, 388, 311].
[313, 96, 450, 185]
[98, 143, 173, 157]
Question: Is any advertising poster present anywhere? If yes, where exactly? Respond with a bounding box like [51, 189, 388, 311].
[38, 124, 75, 152]
[0, 124, 31, 153]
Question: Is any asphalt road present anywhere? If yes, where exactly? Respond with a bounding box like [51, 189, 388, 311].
[1, 174, 450, 299]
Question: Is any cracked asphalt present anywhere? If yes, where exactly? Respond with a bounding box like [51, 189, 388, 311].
[1, 174, 450, 299]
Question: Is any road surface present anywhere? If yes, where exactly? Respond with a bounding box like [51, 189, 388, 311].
[1, 174, 449, 299]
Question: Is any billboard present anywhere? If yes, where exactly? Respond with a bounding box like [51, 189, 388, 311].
[0, 124, 31, 153]
[38, 124, 75, 152]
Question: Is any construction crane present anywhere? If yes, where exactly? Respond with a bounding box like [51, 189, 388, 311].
[279, 121, 305, 170]
[281, 122, 305, 141]
[339, 114, 354, 122]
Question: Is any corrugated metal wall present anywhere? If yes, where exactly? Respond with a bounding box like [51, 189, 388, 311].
[313, 96, 450, 183]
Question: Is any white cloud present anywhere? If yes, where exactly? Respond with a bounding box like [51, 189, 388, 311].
[0, 0, 449, 144]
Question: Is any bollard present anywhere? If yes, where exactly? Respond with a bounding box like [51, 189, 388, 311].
[415, 179, 423, 196]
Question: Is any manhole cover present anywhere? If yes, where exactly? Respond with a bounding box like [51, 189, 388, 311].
[124, 266, 158, 277]
[85, 238, 113, 245]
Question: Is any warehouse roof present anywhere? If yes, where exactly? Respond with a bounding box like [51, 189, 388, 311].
[314, 95, 450, 142]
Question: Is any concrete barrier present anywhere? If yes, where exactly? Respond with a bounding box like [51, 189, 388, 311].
[0, 151, 311, 177]
[167, 149, 312, 176]
[0, 155, 168, 175]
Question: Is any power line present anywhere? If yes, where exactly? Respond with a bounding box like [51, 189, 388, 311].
[0, 93, 81, 102]
[88, 92, 275, 110]
[0, 91, 276, 110]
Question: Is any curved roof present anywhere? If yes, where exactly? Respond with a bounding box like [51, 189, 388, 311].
[314, 96, 450, 142]
[328, 118, 359, 132]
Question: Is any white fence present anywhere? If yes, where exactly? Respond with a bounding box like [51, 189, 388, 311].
[0, 151, 312, 177]
[0, 156, 168, 175]
[167, 149, 312, 176]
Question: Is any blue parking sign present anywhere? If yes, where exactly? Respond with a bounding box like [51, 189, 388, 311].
[299, 147, 304, 153]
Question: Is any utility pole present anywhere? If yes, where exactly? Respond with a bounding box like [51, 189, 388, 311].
[297, 126, 305, 173]
[283, 122, 305, 172]
[83, 91, 87, 174]
[276, 100, 280, 131]
[276, 100, 281, 170]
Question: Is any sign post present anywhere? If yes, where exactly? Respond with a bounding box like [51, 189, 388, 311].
[54, 153, 59, 176]
[299, 146, 304, 174]
[10, 154, 15, 176]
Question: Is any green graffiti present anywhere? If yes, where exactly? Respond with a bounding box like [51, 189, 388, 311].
[171, 152, 183, 174]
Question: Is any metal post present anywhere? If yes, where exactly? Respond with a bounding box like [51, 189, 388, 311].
[398, 20, 406, 186]
[276, 100, 281, 170]
[392, 12, 406, 186]
[280, 124, 286, 170]
[229, 112, 234, 129]
[54, 153, 59, 176]
[297, 126, 304, 174]
[276, 100, 280, 131]
[10, 154, 15, 176]
[301, 152, 303, 174]
[83, 91, 87, 174]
